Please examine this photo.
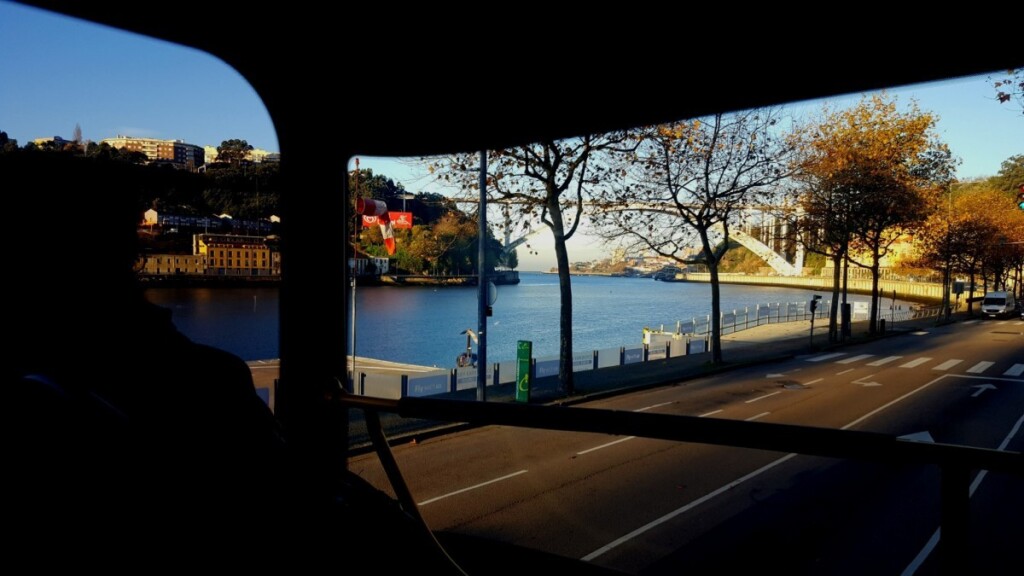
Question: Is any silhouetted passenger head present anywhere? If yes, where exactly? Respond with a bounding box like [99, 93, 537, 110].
[3, 150, 147, 378]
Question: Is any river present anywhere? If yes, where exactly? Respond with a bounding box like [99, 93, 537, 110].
[144, 272, 911, 368]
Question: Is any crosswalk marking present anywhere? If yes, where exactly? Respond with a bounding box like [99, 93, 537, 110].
[899, 358, 932, 368]
[967, 361, 994, 374]
[807, 352, 847, 362]
[933, 359, 964, 371]
[804, 351, 1018, 377]
[837, 354, 874, 364]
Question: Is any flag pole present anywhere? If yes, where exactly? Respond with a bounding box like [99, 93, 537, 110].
[349, 159, 359, 392]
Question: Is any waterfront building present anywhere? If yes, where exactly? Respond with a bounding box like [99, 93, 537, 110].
[351, 257, 391, 276]
[194, 233, 274, 276]
[142, 253, 207, 275]
[141, 233, 279, 278]
[101, 135, 204, 169]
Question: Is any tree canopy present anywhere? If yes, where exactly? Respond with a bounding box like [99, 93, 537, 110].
[216, 139, 254, 165]
[430, 134, 634, 393]
[793, 94, 955, 332]
[596, 108, 792, 363]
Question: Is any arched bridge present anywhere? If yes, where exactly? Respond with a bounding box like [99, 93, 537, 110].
[456, 198, 804, 276]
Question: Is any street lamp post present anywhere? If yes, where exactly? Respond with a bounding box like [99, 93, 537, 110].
[476, 150, 488, 402]
[400, 193, 415, 213]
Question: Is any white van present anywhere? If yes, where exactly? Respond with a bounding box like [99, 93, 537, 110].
[980, 291, 1017, 319]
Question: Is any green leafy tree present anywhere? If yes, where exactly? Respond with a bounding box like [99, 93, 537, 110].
[989, 154, 1024, 196]
[0, 131, 18, 153]
[216, 139, 254, 166]
[203, 162, 281, 218]
[501, 247, 519, 270]
[84, 141, 147, 164]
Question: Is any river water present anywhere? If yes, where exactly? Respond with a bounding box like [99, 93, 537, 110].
[145, 272, 901, 367]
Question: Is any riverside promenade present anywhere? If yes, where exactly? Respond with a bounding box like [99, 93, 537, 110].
[249, 309, 947, 449]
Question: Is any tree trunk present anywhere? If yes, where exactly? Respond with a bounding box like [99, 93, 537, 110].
[869, 246, 881, 334]
[828, 251, 842, 343]
[842, 253, 850, 340]
[708, 260, 723, 364]
[701, 231, 724, 364]
[967, 269, 977, 316]
[549, 201, 574, 395]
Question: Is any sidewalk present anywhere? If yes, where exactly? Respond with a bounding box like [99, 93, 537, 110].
[347, 313, 946, 449]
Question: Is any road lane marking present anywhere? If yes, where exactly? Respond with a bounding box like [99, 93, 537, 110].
[581, 453, 800, 561]
[745, 412, 770, 421]
[902, 411, 1024, 576]
[836, 369, 854, 375]
[577, 437, 636, 455]
[578, 401, 677, 454]
[746, 391, 782, 403]
[417, 470, 528, 506]
[966, 361, 994, 374]
[970, 384, 997, 397]
[1005, 364, 1024, 377]
[837, 354, 874, 364]
[807, 352, 846, 362]
[586, 373, 965, 563]
[932, 359, 963, 371]
[899, 357, 932, 368]
[636, 402, 674, 412]
[867, 356, 903, 367]
[804, 378, 823, 385]
[961, 320, 979, 325]
[841, 375, 945, 430]
[699, 410, 723, 417]
[852, 373, 880, 386]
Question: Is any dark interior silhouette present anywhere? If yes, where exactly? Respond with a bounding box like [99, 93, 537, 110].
[9, 2, 1022, 572]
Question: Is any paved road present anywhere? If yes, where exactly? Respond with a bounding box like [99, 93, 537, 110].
[347, 319, 1023, 574]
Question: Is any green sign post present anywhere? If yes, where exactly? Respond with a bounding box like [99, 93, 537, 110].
[515, 340, 532, 403]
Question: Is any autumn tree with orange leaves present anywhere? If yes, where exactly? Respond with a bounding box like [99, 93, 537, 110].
[794, 94, 956, 333]
[914, 185, 1024, 315]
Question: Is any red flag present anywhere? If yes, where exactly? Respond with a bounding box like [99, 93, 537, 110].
[390, 211, 413, 229]
[377, 211, 396, 255]
[356, 198, 396, 254]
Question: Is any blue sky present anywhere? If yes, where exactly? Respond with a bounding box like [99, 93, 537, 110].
[2, 1, 1020, 270]
[0, 1, 278, 151]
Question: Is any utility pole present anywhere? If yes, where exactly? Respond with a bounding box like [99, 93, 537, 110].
[477, 150, 488, 401]
[349, 159, 359, 392]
